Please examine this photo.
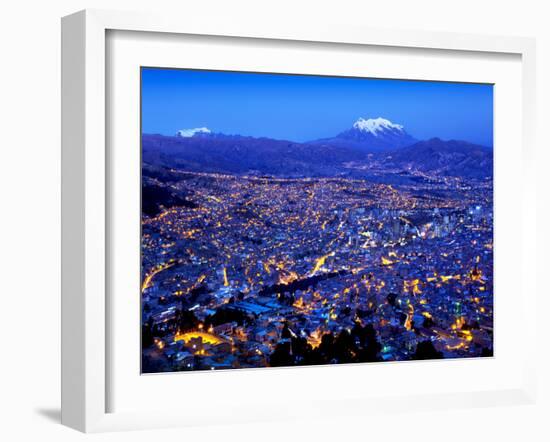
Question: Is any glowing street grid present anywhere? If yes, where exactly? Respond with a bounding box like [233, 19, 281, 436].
[141, 68, 493, 372]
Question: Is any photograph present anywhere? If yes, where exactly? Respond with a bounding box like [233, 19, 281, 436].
[140, 68, 494, 373]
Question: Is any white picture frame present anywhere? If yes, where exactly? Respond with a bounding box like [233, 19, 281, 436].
[61, 9, 537, 433]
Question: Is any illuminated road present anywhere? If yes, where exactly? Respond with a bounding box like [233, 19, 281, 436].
[310, 252, 335, 275]
[141, 261, 176, 293]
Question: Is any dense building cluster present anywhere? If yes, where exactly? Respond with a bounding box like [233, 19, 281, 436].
[141, 169, 493, 372]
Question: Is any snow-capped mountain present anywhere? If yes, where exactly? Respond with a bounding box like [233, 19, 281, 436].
[175, 127, 250, 141]
[352, 117, 404, 135]
[309, 117, 417, 152]
[175, 127, 212, 138]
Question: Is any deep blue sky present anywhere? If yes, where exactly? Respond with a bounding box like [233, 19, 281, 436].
[141, 68, 493, 146]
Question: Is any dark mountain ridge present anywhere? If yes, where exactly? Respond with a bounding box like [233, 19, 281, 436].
[379, 137, 492, 179]
[142, 133, 368, 178]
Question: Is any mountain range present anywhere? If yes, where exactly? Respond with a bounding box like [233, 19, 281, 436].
[142, 117, 492, 180]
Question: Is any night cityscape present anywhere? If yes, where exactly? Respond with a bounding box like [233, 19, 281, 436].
[141, 69, 493, 373]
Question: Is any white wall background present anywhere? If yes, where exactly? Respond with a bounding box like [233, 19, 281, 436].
[0, 1, 548, 440]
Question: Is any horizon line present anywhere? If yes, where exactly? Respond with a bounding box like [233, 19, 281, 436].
[140, 131, 494, 148]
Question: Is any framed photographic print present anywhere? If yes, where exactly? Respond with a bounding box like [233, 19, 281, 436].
[61, 9, 537, 432]
[139, 68, 494, 373]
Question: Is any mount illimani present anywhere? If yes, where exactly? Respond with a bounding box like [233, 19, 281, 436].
[309, 117, 417, 152]
[142, 117, 492, 181]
